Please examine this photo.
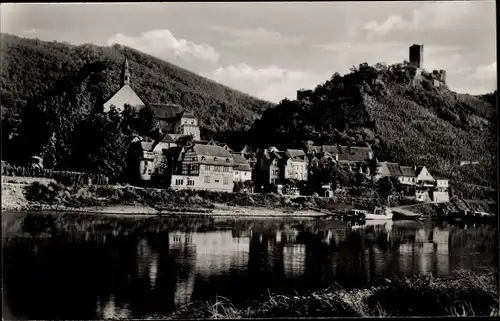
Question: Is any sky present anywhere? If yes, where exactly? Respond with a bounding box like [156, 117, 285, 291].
[1, 1, 497, 103]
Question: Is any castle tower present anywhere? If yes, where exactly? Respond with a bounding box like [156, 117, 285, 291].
[122, 58, 131, 86]
[409, 44, 423, 68]
[439, 70, 446, 84]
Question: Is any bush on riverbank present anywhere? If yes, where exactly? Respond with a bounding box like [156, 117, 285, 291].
[169, 269, 498, 318]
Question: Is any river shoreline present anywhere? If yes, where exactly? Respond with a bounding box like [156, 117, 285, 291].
[167, 269, 498, 318]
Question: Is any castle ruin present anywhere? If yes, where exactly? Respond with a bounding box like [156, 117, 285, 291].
[409, 44, 447, 88]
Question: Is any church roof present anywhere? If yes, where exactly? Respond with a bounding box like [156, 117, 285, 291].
[103, 84, 145, 111]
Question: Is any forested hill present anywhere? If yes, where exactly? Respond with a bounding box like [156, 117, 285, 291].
[249, 61, 497, 194]
[0, 33, 274, 133]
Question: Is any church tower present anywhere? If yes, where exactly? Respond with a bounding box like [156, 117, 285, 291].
[122, 58, 131, 86]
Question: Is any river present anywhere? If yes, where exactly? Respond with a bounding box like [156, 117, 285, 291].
[2, 211, 497, 320]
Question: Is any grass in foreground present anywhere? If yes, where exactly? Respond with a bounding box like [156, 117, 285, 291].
[168, 269, 499, 318]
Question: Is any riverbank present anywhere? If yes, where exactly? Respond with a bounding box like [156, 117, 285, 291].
[2, 177, 495, 218]
[168, 269, 498, 318]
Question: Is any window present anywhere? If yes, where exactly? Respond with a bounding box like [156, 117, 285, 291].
[226, 158, 230, 163]
[187, 179, 195, 186]
[214, 157, 218, 161]
[223, 177, 229, 185]
[201, 156, 205, 161]
[204, 176, 210, 183]
[215, 179, 220, 183]
[235, 171, 239, 175]
[175, 179, 184, 185]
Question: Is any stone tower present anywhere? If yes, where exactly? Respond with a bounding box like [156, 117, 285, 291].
[122, 58, 131, 86]
[409, 44, 423, 68]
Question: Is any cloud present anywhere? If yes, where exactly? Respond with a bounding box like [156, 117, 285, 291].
[107, 29, 220, 64]
[207, 63, 331, 102]
[363, 1, 485, 36]
[210, 25, 303, 46]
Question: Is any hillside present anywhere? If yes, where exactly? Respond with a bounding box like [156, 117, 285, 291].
[249, 61, 497, 199]
[0, 33, 274, 134]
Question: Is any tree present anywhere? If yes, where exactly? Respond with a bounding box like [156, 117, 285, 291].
[377, 176, 394, 199]
[355, 171, 365, 186]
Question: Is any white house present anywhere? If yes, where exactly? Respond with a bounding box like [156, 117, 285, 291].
[232, 153, 252, 182]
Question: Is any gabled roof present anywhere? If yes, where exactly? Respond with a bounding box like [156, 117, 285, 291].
[149, 103, 183, 120]
[377, 162, 403, 177]
[140, 141, 154, 152]
[386, 162, 403, 177]
[337, 146, 372, 162]
[193, 144, 233, 158]
[321, 145, 337, 154]
[182, 111, 196, 119]
[240, 145, 254, 154]
[415, 165, 425, 177]
[286, 149, 306, 159]
[400, 166, 416, 177]
[232, 153, 252, 171]
[103, 84, 145, 111]
[315, 152, 334, 159]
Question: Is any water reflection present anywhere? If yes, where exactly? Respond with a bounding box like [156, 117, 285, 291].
[2, 213, 497, 320]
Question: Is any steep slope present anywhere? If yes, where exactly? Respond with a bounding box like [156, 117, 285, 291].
[0, 33, 274, 133]
[250, 61, 497, 197]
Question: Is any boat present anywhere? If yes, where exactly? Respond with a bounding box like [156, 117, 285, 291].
[391, 208, 422, 220]
[364, 207, 393, 220]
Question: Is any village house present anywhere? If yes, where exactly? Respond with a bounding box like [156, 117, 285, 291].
[374, 162, 449, 203]
[170, 144, 235, 192]
[432, 177, 450, 203]
[149, 103, 201, 141]
[103, 58, 145, 112]
[283, 149, 309, 181]
[257, 147, 309, 188]
[309, 145, 374, 176]
[232, 153, 252, 182]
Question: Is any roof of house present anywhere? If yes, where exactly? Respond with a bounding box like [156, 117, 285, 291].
[149, 103, 183, 120]
[314, 152, 334, 159]
[286, 149, 306, 158]
[193, 144, 233, 158]
[232, 153, 252, 171]
[264, 150, 286, 161]
[337, 145, 372, 162]
[140, 141, 154, 152]
[377, 162, 403, 177]
[321, 145, 337, 154]
[182, 111, 196, 118]
[400, 166, 416, 177]
[415, 165, 425, 177]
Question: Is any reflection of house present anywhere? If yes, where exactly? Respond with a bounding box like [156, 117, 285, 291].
[283, 244, 306, 277]
[170, 144, 234, 192]
[103, 58, 145, 112]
